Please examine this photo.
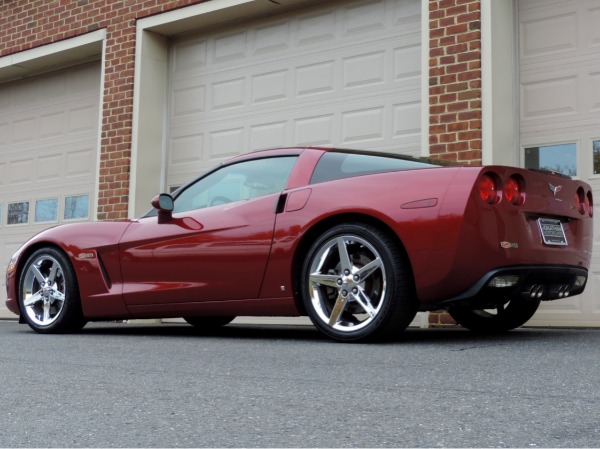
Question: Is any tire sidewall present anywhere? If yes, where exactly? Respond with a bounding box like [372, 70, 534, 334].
[19, 247, 84, 334]
[300, 223, 411, 342]
[449, 299, 541, 333]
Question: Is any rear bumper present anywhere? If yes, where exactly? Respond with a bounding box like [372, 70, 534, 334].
[423, 265, 588, 310]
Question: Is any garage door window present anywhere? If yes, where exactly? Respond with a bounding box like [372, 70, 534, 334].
[524, 143, 577, 177]
[7, 202, 29, 225]
[35, 198, 59, 223]
[593, 140, 600, 175]
[64, 195, 89, 220]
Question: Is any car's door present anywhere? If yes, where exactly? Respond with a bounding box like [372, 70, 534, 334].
[118, 156, 298, 306]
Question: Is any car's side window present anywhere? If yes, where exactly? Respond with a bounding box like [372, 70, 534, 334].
[173, 156, 297, 214]
[310, 152, 438, 184]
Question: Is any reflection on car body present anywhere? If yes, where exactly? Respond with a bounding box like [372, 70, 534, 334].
[5, 147, 593, 342]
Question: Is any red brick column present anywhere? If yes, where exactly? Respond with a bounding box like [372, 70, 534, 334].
[428, 0, 482, 326]
[428, 0, 482, 166]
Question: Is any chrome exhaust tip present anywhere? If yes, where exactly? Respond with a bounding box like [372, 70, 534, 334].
[528, 284, 544, 299]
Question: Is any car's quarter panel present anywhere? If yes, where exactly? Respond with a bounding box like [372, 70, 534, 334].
[261, 163, 593, 308]
[259, 167, 463, 300]
[5, 221, 132, 318]
[118, 194, 280, 309]
[419, 166, 593, 304]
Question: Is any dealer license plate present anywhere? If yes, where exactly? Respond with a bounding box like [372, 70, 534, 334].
[538, 218, 567, 246]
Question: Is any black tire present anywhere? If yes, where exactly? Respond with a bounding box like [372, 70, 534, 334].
[18, 247, 86, 334]
[300, 223, 417, 342]
[183, 316, 235, 328]
[448, 298, 541, 333]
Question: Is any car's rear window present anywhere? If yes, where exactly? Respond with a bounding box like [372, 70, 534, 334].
[310, 151, 440, 184]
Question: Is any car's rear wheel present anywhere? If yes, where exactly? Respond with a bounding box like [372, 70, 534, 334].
[448, 298, 541, 333]
[19, 247, 86, 334]
[300, 223, 417, 342]
[184, 316, 235, 329]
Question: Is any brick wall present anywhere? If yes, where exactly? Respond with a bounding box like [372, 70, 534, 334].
[428, 0, 482, 166]
[0, 0, 206, 220]
[428, 0, 482, 326]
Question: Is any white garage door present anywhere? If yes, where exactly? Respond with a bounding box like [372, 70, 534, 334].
[0, 62, 101, 317]
[519, 0, 600, 326]
[167, 0, 421, 189]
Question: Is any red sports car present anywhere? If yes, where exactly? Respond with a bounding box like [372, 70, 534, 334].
[5, 147, 594, 341]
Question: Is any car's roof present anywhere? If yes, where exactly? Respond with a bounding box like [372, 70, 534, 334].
[228, 146, 452, 167]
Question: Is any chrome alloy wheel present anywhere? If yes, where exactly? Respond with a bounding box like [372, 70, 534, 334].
[21, 254, 67, 327]
[307, 235, 386, 332]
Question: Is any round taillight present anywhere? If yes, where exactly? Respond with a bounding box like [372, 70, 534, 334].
[586, 191, 594, 217]
[575, 188, 586, 215]
[504, 177, 524, 205]
[479, 174, 499, 204]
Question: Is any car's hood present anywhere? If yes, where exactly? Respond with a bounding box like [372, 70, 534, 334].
[12, 220, 135, 262]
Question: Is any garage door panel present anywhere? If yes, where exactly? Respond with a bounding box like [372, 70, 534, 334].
[389, 0, 421, 27]
[589, 6, 600, 48]
[590, 270, 600, 314]
[1, 67, 98, 116]
[296, 8, 337, 46]
[520, 9, 577, 60]
[168, 91, 421, 189]
[167, 0, 421, 188]
[250, 121, 288, 151]
[521, 74, 577, 120]
[253, 70, 291, 104]
[170, 35, 420, 129]
[0, 62, 100, 318]
[169, 5, 419, 83]
[209, 127, 247, 159]
[521, 64, 600, 131]
[252, 20, 292, 55]
[65, 145, 96, 178]
[589, 70, 600, 112]
[530, 299, 585, 319]
[3, 139, 97, 193]
[172, 90, 421, 149]
[520, 0, 600, 326]
[1, 100, 99, 154]
[8, 158, 35, 186]
[519, 1, 600, 69]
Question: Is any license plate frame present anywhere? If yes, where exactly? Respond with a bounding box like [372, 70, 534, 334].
[538, 217, 568, 246]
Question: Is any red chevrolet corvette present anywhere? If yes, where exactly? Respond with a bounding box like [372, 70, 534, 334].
[5, 147, 594, 341]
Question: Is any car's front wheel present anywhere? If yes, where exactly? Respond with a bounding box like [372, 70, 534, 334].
[448, 298, 541, 333]
[18, 247, 86, 333]
[300, 223, 417, 342]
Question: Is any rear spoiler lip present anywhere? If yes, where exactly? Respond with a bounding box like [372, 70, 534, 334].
[527, 168, 572, 180]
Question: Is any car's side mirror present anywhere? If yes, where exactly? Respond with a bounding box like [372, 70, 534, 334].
[151, 193, 174, 224]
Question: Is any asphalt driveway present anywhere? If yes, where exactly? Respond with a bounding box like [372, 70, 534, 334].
[0, 319, 599, 448]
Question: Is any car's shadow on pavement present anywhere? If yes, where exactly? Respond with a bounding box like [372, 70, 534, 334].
[72, 320, 592, 345]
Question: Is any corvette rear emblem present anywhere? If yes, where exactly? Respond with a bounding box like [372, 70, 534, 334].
[548, 183, 562, 196]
